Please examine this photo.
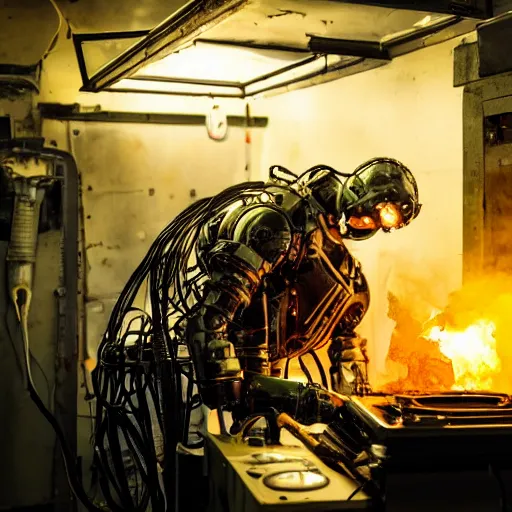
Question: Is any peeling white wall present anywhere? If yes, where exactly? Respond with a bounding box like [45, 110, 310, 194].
[257, 36, 467, 382]
[43, 120, 263, 300]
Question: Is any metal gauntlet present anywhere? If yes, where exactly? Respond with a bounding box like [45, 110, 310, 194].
[187, 242, 262, 409]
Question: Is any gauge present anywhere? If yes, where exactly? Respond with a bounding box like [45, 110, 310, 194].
[263, 470, 329, 491]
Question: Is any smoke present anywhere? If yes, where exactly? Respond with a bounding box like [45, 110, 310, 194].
[370, 253, 458, 391]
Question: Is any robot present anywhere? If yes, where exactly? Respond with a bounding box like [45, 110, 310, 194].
[91, 158, 421, 511]
[189, 158, 420, 410]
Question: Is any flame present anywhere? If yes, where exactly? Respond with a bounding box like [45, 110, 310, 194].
[424, 320, 501, 391]
[379, 275, 512, 395]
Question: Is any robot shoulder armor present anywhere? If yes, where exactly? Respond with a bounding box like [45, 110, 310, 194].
[231, 205, 293, 265]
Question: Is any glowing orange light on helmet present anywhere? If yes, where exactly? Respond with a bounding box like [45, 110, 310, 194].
[377, 203, 402, 229]
[347, 215, 377, 230]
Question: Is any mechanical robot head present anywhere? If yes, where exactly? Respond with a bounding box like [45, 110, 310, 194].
[307, 158, 421, 240]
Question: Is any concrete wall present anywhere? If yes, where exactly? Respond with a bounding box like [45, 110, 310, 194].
[258, 36, 467, 383]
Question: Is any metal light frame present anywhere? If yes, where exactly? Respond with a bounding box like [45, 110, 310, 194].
[74, 32, 368, 98]
[71, 0, 493, 98]
[73, 30, 150, 89]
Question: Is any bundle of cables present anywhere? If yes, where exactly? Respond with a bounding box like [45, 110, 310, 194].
[90, 164, 364, 511]
[91, 180, 272, 511]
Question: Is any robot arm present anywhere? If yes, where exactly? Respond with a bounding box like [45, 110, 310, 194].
[328, 332, 371, 395]
[187, 241, 265, 408]
[328, 270, 371, 395]
[187, 205, 293, 409]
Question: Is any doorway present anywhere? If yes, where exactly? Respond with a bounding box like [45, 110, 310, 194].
[483, 109, 512, 272]
[462, 73, 512, 279]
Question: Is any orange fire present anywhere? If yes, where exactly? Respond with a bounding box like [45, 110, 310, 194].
[424, 320, 501, 391]
[380, 277, 512, 395]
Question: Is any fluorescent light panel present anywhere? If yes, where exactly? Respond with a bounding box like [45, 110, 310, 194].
[133, 41, 308, 83]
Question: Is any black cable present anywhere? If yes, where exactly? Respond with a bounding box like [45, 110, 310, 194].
[29, 351, 53, 405]
[93, 322, 163, 512]
[90, 181, 273, 512]
[347, 482, 366, 501]
[95, 395, 158, 510]
[308, 349, 328, 389]
[106, 411, 134, 510]
[6, 307, 53, 401]
[8, 287, 104, 512]
[270, 164, 352, 186]
[294, 164, 352, 185]
[22, 347, 104, 511]
[298, 355, 313, 384]
[4, 309, 24, 370]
